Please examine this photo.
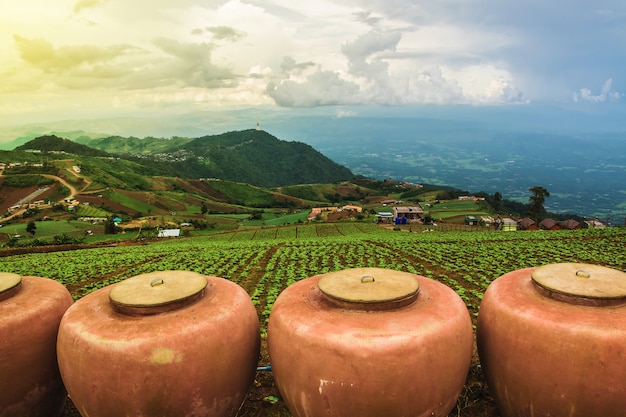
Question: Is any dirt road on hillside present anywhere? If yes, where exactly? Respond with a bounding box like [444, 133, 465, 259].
[42, 174, 78, 199]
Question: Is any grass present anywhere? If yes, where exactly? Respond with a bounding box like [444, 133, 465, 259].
[242, 209, 311, 227]
[0, 219, 95, 241]
[75, 205, 109, 217]
[107, 190, 154, 214]
[208, 181, 278, 206]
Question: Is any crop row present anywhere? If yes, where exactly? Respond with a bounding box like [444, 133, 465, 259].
[2, 226, 624, 333]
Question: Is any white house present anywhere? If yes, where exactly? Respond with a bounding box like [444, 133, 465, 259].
[157, 229, 181, 238]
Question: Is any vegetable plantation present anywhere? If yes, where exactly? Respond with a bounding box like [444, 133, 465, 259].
[2, 223, 625, 417]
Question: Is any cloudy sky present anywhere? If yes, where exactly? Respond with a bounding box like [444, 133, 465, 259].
[1, 0, 625, 128]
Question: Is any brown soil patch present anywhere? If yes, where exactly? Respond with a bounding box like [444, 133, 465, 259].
[149, 177, 172, 191]
[186, 180, 230, 200]
[0, 183, 59, 213]
[116, 190, 186, 213]
[326, 210, 361, 222]
[335, 185, 361, 197]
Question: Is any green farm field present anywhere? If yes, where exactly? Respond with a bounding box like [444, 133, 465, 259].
[2, 224, 625, 417]
[0, 219, 94, 239]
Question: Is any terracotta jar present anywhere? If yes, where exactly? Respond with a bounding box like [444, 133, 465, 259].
[477, 263, 626, 417]
[268, 267, 473, 417]
[0, 273, 73, 417]
[57, 270, 260, 417]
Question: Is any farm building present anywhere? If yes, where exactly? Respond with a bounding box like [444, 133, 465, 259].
[393, 205, 424, 223]
[309, 206, 362, 221]
[559, 219, 581, 230]
[308, 206, 339, 220]
[518, 217, 538, 230]
[158, 229, 181, 238]
[585, 218, 607, 228]
[464, 215, 479, 226]
[480, 216, 495, 227]
[376, 212, 394, 223]
[539, 218, 561, 230]
[496, 218, 517, 231]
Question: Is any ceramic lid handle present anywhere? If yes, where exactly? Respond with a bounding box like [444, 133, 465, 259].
[575, 270, 590, 279]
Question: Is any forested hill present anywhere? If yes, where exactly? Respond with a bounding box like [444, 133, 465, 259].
[14, 130, 355, 188]
[175, 129, 354, 187]
[15, 135, 110, 157]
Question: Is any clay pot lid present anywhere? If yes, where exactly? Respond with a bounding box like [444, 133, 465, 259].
[0, 273, 22, 302]
[531, 263, 626, 306]
[318, 267, 419, 311]
[109, 270, 208, 315]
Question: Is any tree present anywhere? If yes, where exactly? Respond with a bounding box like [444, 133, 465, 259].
[200, 202, 208, 215]
[26, 221, 37, 236]
[528, 186, 550, 219]
[493, 192, 502, 211]
[249, 210, 264, 221]
[436, 191, 451, 201]
[104, 216, 117, 234]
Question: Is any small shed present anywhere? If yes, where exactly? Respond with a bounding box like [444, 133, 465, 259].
[480, 217, 495, 227]
[158, 229, 181, 238]
[539, 218, 561, 230]
[558, 219, 581, 230]
[497, 218, 517, 232]
[376, 212, 394, 224]
[584, 219, 606, 228]
[465, 215, 479, 226]
[518, 217, 538, 230]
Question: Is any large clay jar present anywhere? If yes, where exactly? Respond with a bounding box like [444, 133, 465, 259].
[0, 273, 73, 417]
[57, 270, 260, 417]
[477, 263, 626, 417]
[268, 267, 473, 417]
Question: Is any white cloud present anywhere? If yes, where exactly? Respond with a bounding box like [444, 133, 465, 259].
[335, 109, 358, 118]
[1, 0, 625, 123]
[193, 26, 246, 42]
[263, 24, 525, 107]
[150, 38, 237, 88]
[267, 70, 361, 107]
[573, 79, 622, 103]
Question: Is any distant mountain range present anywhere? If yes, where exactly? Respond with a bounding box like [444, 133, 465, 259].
[2, 133, 467, 223]
[4, 112, 626, 219]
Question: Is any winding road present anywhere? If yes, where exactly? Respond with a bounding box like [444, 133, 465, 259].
[42, 173, 79, 199]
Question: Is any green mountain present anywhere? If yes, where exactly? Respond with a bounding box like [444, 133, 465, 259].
[169, 130, 354, 187]
[14, 130, 355, 188]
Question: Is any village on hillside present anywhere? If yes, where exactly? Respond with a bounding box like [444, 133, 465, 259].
[305, 197, 604, 232]
[0, 158, 612, 247]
